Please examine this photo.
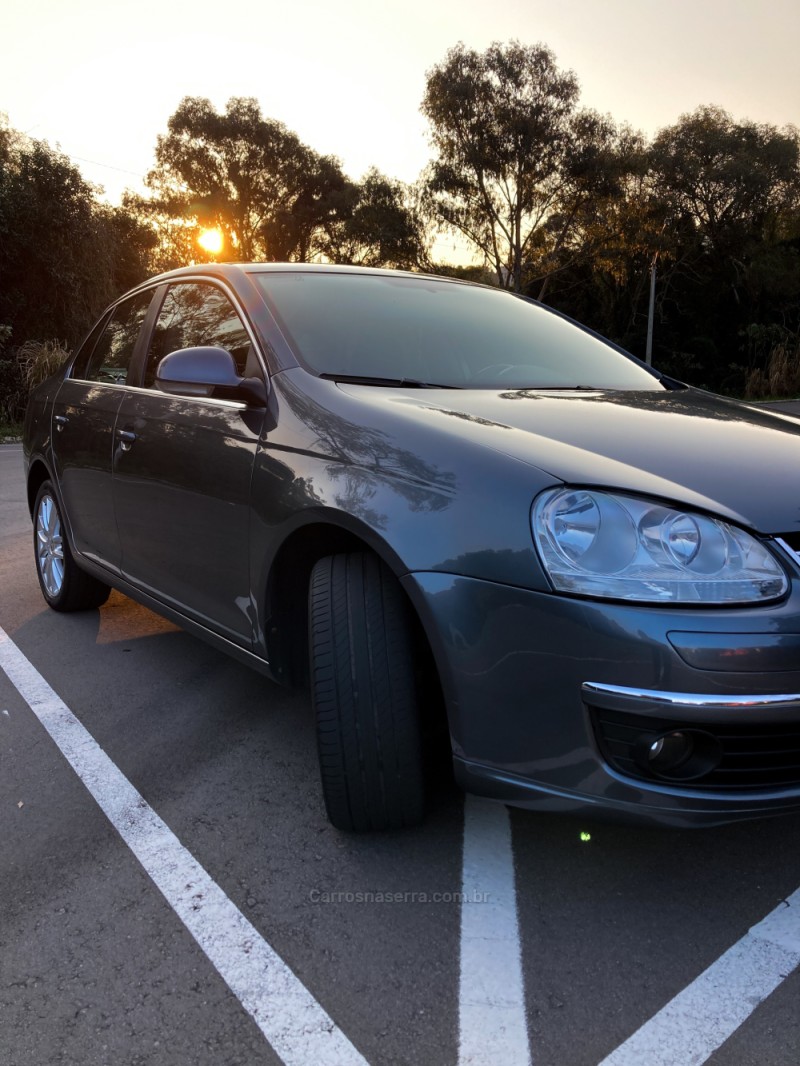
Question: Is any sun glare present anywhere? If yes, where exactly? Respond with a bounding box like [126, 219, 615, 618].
[198, 228, 224, 255]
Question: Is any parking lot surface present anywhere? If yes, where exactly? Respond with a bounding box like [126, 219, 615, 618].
[2, 442, 798, 1066]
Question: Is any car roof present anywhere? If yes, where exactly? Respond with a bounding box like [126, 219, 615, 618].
[142, 261, 470, 287]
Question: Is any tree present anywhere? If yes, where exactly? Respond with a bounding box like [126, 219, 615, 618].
[531, 113, 645, 301]
[143, 96, 350, 262]
[0, 122, 151, 347]
[319, 168, 428, 269]
[650, 106, 800, 265]
[643, 107, 800, 387]
[422, 41, 590, 291]
[0, 118, 152, 421]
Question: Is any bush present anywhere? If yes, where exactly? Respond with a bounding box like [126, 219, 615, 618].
[745, 337, 800, 398]
[17, 338, 71, 391]
[0, 338, 71, 424]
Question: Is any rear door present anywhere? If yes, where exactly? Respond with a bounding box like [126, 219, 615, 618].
[52, 288, 157, 574]
[112, 280, 266, 644]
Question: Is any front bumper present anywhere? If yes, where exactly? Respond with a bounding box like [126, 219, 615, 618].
[402, 571, 800, 827]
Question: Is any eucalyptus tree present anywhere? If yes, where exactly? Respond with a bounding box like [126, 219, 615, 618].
[421, 40, 631, 293]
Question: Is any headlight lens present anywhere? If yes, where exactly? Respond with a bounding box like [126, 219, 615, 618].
[531, 488, 788, 603]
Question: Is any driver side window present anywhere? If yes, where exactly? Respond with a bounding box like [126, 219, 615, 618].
[144, 282, 256, 388]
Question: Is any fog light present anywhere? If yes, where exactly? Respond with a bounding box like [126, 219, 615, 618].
[649, 732, 691, 771]
[633, 728, 723, 781]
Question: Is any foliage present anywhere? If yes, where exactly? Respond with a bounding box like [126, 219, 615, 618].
[0, 124, 152, 346]
[743, 328, 800, 398]
[17, 339, 72, 390]
[142, 96, 346, 262]
[0, 420, 23, 441]
[2, 51, 800, 415]
[139, 97, 428, 269]
[650, 106, 799, 262]
[0, 338, 70, 431]
[538, 107, 800, 391]
[0, 119, 152, 421]
[421, 41, 638, 293]
[319, 168, 429, 269]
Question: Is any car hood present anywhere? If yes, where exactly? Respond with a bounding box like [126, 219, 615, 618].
[362, 386, 800, 534]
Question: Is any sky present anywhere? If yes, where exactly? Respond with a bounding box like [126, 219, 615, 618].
[3, 0, 799, 261]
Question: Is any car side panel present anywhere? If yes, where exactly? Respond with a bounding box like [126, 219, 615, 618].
[51, 379, 125, 572]
[112, 391, 265, 644]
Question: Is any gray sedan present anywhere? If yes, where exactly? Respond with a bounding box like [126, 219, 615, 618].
[23, 264, 800, 830]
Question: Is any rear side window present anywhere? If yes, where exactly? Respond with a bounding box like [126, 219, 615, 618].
[143, 282, 254, 387]
[72, 290, 154, 384]
[69, 313, 112, 380]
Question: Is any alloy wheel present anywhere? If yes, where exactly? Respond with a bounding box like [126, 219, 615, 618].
[36, 494, 65, 598]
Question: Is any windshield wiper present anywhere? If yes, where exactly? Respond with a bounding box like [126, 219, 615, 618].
[319, 373, 461, 389]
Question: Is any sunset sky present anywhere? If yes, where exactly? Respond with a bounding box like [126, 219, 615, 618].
[3, 0, 798, 217]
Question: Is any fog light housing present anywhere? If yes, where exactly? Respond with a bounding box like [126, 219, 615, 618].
[633, 728, 723, 781]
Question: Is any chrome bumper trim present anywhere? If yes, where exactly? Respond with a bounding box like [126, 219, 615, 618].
[582, 682, 800, 710]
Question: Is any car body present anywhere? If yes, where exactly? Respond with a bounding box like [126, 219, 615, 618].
[23, 263, 800, 830]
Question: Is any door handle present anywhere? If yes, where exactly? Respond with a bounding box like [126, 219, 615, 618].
[116, 428, 137, 451]
[54, 415, 68, 432]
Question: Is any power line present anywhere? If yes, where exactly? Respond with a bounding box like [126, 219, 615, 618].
[66, 154, 146, 179]
[19, 127, 147, 179]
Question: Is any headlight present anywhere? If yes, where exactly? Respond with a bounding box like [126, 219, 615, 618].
[531, 488, 788, 604]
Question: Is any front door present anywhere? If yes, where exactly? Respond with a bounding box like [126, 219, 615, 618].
[112, 281, 266, 644]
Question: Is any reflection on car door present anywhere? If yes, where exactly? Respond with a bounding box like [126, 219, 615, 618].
[52, 290, 156, 573]
[112, 281, 266, 644]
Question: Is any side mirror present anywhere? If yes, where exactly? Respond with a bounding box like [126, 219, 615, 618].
[155, 346, 267, 406]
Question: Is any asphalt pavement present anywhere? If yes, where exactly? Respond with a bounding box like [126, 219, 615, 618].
[1, 441, 799, 1066]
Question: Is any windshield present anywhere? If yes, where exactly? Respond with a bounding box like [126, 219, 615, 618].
[252, 271, 665, 391]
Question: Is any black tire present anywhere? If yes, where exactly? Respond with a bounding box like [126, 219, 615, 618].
[33, 480, 111, 612]
[309, 552, 426, 831]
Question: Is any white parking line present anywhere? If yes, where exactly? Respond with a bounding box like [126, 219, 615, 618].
[8, 608, 798, 1066]
[459, 795, 531, 1066]
[0, 625, 368, 1066]
[598, 886, 800, 1066]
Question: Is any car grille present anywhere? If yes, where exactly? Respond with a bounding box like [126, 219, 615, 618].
[592, 708, 800, 791]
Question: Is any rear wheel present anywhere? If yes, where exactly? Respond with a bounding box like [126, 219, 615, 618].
[33, 481, 111, 611]
[309, 552, 426, 831]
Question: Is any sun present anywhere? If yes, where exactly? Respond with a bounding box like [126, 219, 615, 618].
[197, 228, 224, 255]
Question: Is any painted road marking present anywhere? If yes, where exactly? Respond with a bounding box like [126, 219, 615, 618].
[459, 795, 531, 1066]
[598, 886, 800, 1066]
[6, 608, 799, 1066]
[0, 625, 368, 1066]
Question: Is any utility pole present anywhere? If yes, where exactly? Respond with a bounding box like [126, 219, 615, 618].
[645, 252, 657, 365]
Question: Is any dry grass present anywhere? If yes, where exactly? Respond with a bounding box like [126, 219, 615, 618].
[17, 339, 72, 391]
[745, 341, 800, 400]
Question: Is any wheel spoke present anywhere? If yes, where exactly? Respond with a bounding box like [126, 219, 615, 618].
[49, 503, 60, 539]
[51, 558, 64, 592]
[42, 555, 54, 595]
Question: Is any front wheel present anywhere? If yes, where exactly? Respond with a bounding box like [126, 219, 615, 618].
[33, 481, 111, 612]
[309, 552, 426, 831]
